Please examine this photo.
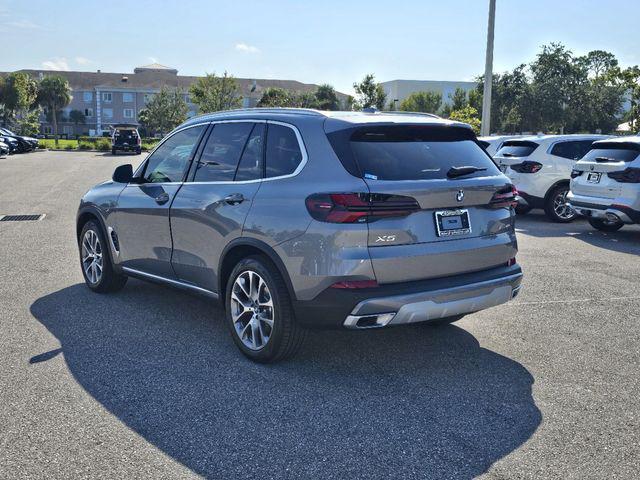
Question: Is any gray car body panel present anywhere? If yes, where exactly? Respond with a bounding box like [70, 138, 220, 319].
[78, 108, 521, 326]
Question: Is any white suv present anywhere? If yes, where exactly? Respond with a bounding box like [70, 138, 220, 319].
[494, 134, 611, 222]
[568, 136, 640, 232]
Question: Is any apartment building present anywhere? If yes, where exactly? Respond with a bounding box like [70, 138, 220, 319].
[12, 63, 334, 136]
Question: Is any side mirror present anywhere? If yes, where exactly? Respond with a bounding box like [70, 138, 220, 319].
[112, 164, 134, 183]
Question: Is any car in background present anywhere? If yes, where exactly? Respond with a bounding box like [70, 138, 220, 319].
[0, 140, 9, 157]
[493, 134, 611, 222]
[478, 135, 525, 157]
[111, 124, 142, 155]
[0, 128, 38, 152]
[77, 108, 522, 362]
[568, 136, 640, 232]
[0, 134, 19, 154]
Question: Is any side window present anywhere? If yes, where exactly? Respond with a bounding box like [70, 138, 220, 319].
[194, 123, 253, 182]
[575, 140, 595, 159]
[235, 123, 265, 181]
[551, 141, 593, 160]
[143, 125, 205, 183]
[265, 124, 304, 178]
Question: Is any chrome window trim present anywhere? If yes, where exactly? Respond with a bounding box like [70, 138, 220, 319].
[121, 266, 219, 299]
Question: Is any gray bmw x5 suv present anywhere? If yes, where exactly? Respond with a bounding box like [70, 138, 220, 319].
[77, 108, 523, 362]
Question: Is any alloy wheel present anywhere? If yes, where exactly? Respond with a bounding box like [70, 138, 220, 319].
[553, 189, 576, 220]
[81, 229, 103, 284]
[230, 270, 275, 350]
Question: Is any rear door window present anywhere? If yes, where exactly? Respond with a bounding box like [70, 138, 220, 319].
[235, 123, 265, 181]
[343, 126, 499, 181]
[194, 122, 254, 182]
[550, 140, 595, 160]
[265, 124, 304, 178]
[496, 141, 539, 158]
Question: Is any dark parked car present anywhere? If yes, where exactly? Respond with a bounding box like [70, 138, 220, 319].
[0, 134, 19, 154]
[77, 109, 523, 362]
[0, 128, 38, 152]
[111, 124, 141, 155]
[0, 140, 9, 156]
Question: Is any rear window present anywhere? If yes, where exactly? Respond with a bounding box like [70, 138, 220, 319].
[582, 143, 640, 163]
[496, 141, 539, 158]
[327, 125, 499, 181]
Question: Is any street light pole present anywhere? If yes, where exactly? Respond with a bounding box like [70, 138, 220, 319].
[480, 0, 496, 136]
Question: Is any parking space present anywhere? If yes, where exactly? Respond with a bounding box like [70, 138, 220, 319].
[1, 151, 639, 478]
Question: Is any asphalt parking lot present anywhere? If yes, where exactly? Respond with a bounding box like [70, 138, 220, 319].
[1, 150, 639, 479]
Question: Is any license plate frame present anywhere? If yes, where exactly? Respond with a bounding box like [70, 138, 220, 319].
[435, 209, 471, 237]
[587, 172, 601, 184]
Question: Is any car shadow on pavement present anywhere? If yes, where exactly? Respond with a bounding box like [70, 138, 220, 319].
[30, 281, 541, 479]
[516, 212, 640, 255]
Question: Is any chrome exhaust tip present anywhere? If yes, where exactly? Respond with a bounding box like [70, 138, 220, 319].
[344, 312, 396, 329]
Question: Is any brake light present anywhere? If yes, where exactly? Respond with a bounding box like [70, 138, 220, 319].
[507, 257, 516, 267]
[510, 161, 543, 173]
[570, 169, 583, 179]
[305, 193, 420, 223]
[489, 185, 518, 209]
[608, 167, 640, 183]
[330, 280, 379, 289]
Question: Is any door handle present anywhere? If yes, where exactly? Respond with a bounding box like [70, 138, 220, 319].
[224, 193, 245, 205]
[155, 192, 170, 205]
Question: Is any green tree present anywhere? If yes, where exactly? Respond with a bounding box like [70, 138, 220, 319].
[37, 76, 72, 146]
[315, 84, 340, 110]
[399, 91, 442, 114]
[353, 74, 387, 110]
[449, 106, 481, 134]
[69, 109, 85, 126]
[621, 66, 640, 133]
[257, 87, 294, 107]
[1, 72, 39, 127]
[450, 87, 468, 111]
[139, 87, 188, 136]
[190, 72, 241, 113]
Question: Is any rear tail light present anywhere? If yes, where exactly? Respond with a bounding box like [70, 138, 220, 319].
[510, 161, 543, 173]
[305, 193, 420, 223]
[507, 257, 516, 267]
[489, 185, 518, 209]
[330, 280, 379, 289]
[570, 169, 583, 179]
[608, 167, 640, 183]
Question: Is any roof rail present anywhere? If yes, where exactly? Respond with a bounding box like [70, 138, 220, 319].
[187, 107, 326, 122]
[383, 111, 441, 119]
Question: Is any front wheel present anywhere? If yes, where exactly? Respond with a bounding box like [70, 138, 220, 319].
[225, 256, 306, 363]
[111, 148, 117, 155]
[544, 185, 577, 223]
[79, 221, 128, 293]
[588, 217, 624, 232]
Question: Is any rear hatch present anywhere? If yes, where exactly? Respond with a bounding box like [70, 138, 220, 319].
[494, 140, 540, 173]
[113, 128, 139, 146]
[326, 123, 517, 284]
[572, 142, 640, 199]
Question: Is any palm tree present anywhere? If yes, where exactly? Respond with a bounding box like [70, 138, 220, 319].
[37, 76, 72, 147]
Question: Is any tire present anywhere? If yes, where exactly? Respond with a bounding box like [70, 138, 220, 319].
[111, 148, 117, 155]
[544, 184, 577, 223]
[136, 149, 141, 155]
[225, 255, 306, 363]
[588, 217, 624, 232]
[515, 204, 532, 215]
[419, 314, 465, 327]
[79, 220, 128, 293]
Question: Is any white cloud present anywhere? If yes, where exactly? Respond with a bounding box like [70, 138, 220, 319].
[42, 57, 70, 71]
[75, 56, 92, 65]
[235, 43, 260, 54]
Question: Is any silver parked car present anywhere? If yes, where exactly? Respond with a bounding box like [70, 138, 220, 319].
[76, 109, 523, 362]
[568, 136, 640, 231]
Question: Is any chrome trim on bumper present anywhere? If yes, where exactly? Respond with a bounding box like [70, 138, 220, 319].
[343, 272, 523, 328]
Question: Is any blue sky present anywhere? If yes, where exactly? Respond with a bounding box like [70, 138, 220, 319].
[2, 0, 639, 95]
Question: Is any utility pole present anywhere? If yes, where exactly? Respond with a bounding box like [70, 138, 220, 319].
[480, 0, 496, 136]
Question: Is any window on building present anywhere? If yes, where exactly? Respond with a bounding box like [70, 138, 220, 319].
[194, 123, 255, 182]
[103, 108, 113, 119]
[265, 124, 304, 178]
[102, 92, 112, 102]
[122, 92, 134, 103]
[84, 108, 94, 117]
[63, 125, 73, 135]
[43, 125, 52, 134]
[83, 91, 93, 102]
[123, 108, 134, 119]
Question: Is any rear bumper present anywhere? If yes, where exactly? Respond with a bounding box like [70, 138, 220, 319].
[293, 264, 523, 329]
[568, 196, 640, 224]
[517, 191, 544, 209]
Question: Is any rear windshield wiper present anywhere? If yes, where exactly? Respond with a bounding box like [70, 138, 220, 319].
[447, 166, 487, 179]
[501, 152, 518, 157]
[594, 156, 619, 163]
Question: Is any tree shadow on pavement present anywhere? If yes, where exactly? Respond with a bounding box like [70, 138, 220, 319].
[30, 281, 541, 479]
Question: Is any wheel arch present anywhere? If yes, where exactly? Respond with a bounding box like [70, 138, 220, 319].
[544, 179, 570, 203]
[76, 205, 108, 243]
[218, 238, 297, 306]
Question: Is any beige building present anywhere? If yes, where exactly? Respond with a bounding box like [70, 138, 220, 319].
[9, 63, 340, 136]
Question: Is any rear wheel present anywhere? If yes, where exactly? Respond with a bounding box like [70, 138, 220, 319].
[111, 147, 117, 155]
[588, 217, 624, 232]
[225, 256, 306, 363]
[79, 220, 128, 293]
[544, 185, 576, 223]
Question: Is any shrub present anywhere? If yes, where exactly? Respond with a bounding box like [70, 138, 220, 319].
[78, 142, 93, 150]
[64, 144, 74, 150]
[96, 139, 111, 151]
